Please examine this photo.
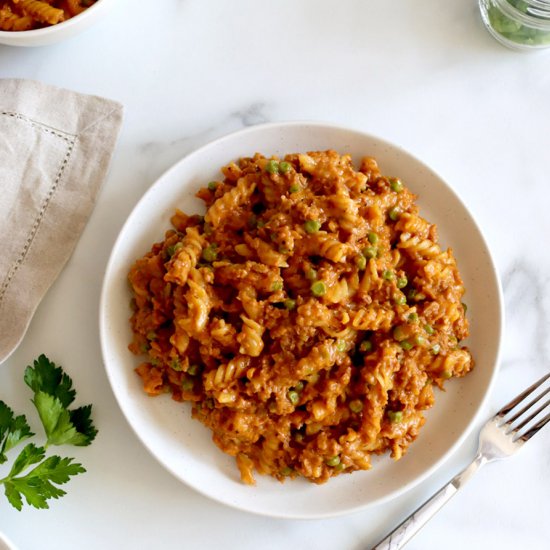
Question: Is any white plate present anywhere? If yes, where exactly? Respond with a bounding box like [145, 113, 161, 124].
[100, 122, 503, 519]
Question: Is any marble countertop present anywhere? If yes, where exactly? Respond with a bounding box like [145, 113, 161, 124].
[1, 1, 549, 549]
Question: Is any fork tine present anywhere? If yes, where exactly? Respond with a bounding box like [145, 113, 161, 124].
[505, 385, 550, 427]
[509, 396, 550, 435]
[518, 409, 550, 442]
[498, 371, 550, 418]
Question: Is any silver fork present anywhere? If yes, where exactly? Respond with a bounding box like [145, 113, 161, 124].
[372, 371, 550, 550]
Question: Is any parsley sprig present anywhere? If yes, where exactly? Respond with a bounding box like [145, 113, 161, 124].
[0, 354, 97, 510]
[24, 354, 97, 447]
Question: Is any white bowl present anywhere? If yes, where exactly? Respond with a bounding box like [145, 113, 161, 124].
[0, 0, 114, 47]
[100, 122, 503, 518]
[0, 531, 16, 550]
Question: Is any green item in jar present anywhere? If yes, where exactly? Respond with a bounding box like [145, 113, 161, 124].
[487, 1, 550, 46]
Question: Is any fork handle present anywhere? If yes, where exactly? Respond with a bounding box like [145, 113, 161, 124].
[371, 454, 486, 550]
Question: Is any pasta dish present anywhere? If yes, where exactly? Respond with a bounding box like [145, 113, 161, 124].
[0, 0, 96, 30]
[127, 150, 473, 484]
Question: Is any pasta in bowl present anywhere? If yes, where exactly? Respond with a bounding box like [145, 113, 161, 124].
[0, 0, 114, 46]
[100, 123, 502, 517]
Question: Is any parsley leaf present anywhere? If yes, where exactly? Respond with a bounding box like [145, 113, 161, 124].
[24, 354, 76, 408]
[0, 401, 34, 464]
[32, 393, 91, 447]
[1, 443, 85, 510]
[25, 355, 97, 447]
[6, 442, 45, 477]
[69, 405, 98, 444]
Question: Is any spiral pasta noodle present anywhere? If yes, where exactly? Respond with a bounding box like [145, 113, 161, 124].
[165, 226, 206, 286]
[128, 149, 474, 485]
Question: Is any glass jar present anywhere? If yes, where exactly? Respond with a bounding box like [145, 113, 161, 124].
[479, 0, 550, 50]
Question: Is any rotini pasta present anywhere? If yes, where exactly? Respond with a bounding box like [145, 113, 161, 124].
[128, 150, 474, 485]
[0, 0, 96, 31]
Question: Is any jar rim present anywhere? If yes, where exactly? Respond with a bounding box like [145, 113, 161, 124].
[492, 0, 550, 29]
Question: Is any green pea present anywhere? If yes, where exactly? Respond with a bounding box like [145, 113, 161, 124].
[387, 410, 403, 423]
[388, 207, 401, 221]
[431, 343, 441, 355]
[382, 270, 395, 281]
[349, 399, 364, 413]
[414, 335, 426, 347]
[325, 456, 341, 467]
[289, 183, 300, 193]
[280, 466, 294, 476]
[167, 242, 183, 258]
[187, 364, 200, 376]
[207, 181, 217, 191]
[271, 281, 283, 291]
[442, 370, 453, 379]
[359, 339, 373, 353]
[408, 288, 426, 301]
[306, 267, 317, 281]
[407, 312, 419, 323]
[389, 178, 404, 193]
[304, 220, 322, 234]
[396, 276, 408, 289]
[304, 371, 321, 384]
[356, 254, 367, 270]
[265, 160, 280, 174]
[424, 324, 435, 335]
[393, 325, 407, 342]
[201, 245, 217, 262]
[394, 294, 407, 306]
[294, 381, 305, 392]
[288, 390, 300, 405]
[150, 358, 160, 367]
[284, 298, 296, 310]
[181, 378, 194, 391]
[400, 340, 413, 351]
[362, 246, 377, 259]
[279, 161, 291, 173]
[170, 358, 182, 371]
[311, 280, 327, 297]
[368, 231, 379, 245]
[146, 331, 157, 341]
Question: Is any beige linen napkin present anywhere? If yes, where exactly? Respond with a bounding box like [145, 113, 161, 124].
[0, 79, 123, 363]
